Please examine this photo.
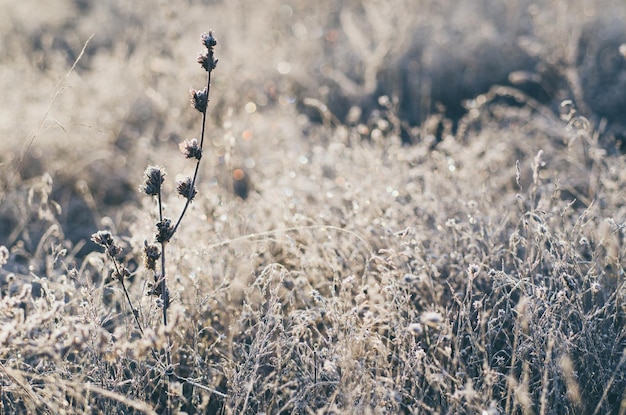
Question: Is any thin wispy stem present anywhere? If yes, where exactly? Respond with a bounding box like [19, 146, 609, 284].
[0, 34, 94, 208]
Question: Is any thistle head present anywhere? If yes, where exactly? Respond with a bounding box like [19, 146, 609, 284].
[112, 266, 131, 281]
[190, 88, 208, 113]
[198, 31, 218, 72]
[179, 138, 202, 160]
[176, 177, 197, 201]
[141, 166, 165, 196]
[200, 31, 217, 49]
[143, 240, 161, 271]
[197, 51, 218, 72]
[156, 218, 174, 243]
[91, 230, 122, 258]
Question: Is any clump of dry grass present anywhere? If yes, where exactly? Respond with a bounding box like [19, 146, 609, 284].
[2, 99, 626, 414]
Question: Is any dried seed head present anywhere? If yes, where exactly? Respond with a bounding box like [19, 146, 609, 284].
[141, 166, 165, 196]
[201, 31, 217, 49]
[109, 244, 122, 258]
[150, 283, 170, 305]
[197, 51, 218, 72]
[190, 88, 208, 113]
[467, 263, 480, 280]
[179, 138, 202, 160]
[156, 218, 174, 243]
[113, 266, 131, 281]
[176, 177, 197, 201]
[197, 52, 209, 71]
[91, 230, 122, 258]
[147, 276, 162, 297]
[198, 31, 218, 73]
[91, 230, 114, 247]
[143, 240, 161, 271]
[146, 284, 157, 296]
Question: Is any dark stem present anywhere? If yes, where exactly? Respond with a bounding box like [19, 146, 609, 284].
[198, 70, 212, 148]
[157, 181, 164, 223]
[156, 178, 167, 327]
[160, 244, 168, 328]
[154, 55, 213, 415]
[156, 182, 172, 415]
[156, 183, 172, 365]
[110, 256, 145, 336]
[171, 69, 212, 237]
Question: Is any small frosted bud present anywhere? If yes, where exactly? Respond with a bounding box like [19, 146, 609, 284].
[197, 51, 218, 72]
[141, 166, 165, 196]
[143, 240, 161, 271]
[179, 138, 202, 160]
[176, 177, 197, 201]
[190, 88, 208, 113]
[113, 266, 131, 281]
[91, 230, 122, 258]
[156, 218, 174, 243]
[200, 31, 217, 49]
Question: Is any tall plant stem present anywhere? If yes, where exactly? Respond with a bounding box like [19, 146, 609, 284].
[172, 69, 212, 236]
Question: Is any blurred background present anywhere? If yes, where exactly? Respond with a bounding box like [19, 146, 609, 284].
[1, 0, 625, 252]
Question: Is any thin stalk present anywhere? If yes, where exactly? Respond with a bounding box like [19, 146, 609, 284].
[156, 182, 169, 331]
[156, 177, 172, 415]
[172, 69, 212, 237]
[0, 35, 93, 208]
[198, 70, 212, 149]
[110, 256, 144, 337]
[92, 32, 217, 415]
[155, 173, 170, 327]
[147, 33, 216, 414]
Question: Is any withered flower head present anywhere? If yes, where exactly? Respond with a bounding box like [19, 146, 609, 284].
[141, 166, 165, 196]
[197, 51, 218, 72]
[176, 177, 197, 201]
[113, 266, 131, 281]
[179, 138, 202, 160]
[91, 230, 122, 258]
[147, 282, 161, 297]
[146, 272, 162, 297]
[198, 31, 218, 73]
[91, 230, 113, 247]
[143, 240, 161, 271]
[156, 218, 174, 243]
[200, 31, 217, 49]
[467, 263, 480, 279]
[190, 88, 208, 113]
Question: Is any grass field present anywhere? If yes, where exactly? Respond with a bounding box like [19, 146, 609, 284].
[1, 0, 626, 413]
